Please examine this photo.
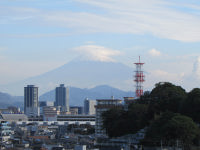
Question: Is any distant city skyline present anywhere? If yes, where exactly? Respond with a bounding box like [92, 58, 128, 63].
[1, 0, 200, 94]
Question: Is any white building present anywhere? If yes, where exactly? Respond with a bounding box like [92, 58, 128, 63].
[95, 98, 122, 136]
[84, 98, 96, 115]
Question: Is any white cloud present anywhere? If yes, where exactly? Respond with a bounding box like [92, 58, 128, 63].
[192, 56, 200, 79]
[152, 70, 183, 81]
[148, 48, 161, 56]
[144, 69, 185, 91]
[2, 1, 200, 42]
[73, 45, 122, 62]
[176, 56, 200, 91]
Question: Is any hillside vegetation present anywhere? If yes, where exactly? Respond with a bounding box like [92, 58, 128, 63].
[102, 82, 200, 149]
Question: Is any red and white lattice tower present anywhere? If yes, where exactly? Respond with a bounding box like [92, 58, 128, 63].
[134, 56, 145, 97]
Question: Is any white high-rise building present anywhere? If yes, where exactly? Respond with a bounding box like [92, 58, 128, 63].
[84, 98, 96, 115]
[24, 85, 39, 117]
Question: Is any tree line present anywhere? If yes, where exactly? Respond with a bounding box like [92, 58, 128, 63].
[102, 82, 200, 148]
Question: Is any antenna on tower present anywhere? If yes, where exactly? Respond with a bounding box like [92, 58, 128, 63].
[134, 56, 145, 97]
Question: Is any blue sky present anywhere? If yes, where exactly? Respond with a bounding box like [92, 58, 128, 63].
[1, 0, 200, 93]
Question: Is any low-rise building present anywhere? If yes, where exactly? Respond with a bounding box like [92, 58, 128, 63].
[0, 114, 28, 122]
[39, 101, 54, 115]
[70, 106, 84, 115]
[43, 106, 60, 121]
[0, 121, 13, 143]
[70, 107, 79, 115]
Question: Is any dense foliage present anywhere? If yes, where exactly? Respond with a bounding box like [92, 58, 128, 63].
[143, 112, 200, 148]
[181, 88, 200, 123]
[102, 104, 148, 137]
[102, 82, 200, 147]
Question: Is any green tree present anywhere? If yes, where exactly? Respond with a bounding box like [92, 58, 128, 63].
[145, 112, 175, 141]
[144, 112, 200, 149]
[181, 88, 200, 123]
[102, 103, 148, 137]
[127, 103, 149, 132]
[102, 107, 125, 137]
[149, 82, 187, 114]
[164, 115, 199, 144]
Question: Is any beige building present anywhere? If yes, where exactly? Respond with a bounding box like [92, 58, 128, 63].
[43, 106, 60, 121]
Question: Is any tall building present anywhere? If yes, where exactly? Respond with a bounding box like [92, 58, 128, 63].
[84, 98, 96, 115]
[24, 85, 39, 117]
[95, 98, 122, 136]
[55, 84, 69, 112]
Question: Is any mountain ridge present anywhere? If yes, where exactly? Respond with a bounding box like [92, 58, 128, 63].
[39, 85, 134, 106]
[0, 85, 134, 108]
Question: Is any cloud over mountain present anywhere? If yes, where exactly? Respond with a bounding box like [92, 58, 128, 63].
[73, 45, 121, 62]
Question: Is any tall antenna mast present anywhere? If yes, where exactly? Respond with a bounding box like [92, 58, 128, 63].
[134, 56, 145, 97]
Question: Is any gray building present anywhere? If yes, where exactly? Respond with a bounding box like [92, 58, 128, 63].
[55, 84, 69, 112]
[84, 98, 96, 115]
[24, 85, 39, 117]
[0, 114, 28, 122]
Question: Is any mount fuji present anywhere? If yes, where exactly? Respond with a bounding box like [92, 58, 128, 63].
[1, 60, 134, 96]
